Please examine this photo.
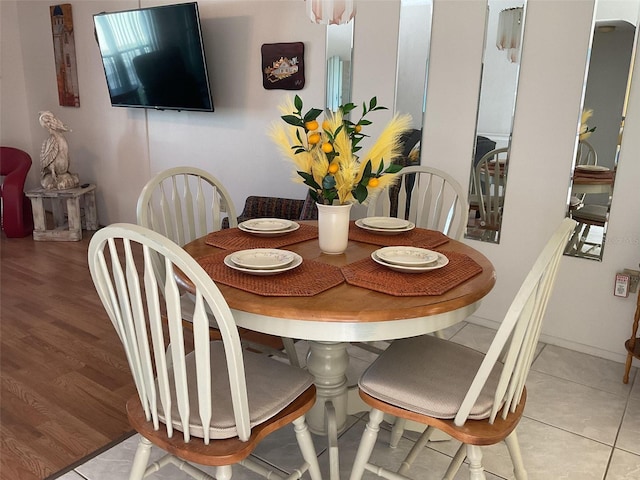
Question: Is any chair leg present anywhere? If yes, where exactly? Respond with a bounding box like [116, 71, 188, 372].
[466, 445, 486, 480]
[349, 408, 385, 480]
[504, 430, 528, 480]
[389, 417, 406, 448]
[397, 425, 434, 475]
[293, 415, 323, 480]
[443, 443, 467, 480]
[129, 436, 153, 480]
[214, 465, 232, 480]
[282, 337, 301, 367]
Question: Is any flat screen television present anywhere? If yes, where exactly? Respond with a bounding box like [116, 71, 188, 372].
[93, 2, 214, 112]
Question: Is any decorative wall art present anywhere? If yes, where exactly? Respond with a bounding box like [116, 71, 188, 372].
[261, 42, 305, 90]
[49, 4, 80, 107]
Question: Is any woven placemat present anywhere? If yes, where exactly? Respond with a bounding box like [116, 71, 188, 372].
[197, 251, 344, 297]
[204, 223, 318, 250]
[348, 222, 450, 248]
[341, 251, 482, 296]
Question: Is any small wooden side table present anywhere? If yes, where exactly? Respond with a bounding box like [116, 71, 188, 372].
[26, 184, 98, 241]
[623, 286, 640, 383]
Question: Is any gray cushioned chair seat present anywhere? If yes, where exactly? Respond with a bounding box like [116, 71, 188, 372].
[159, 341, 313, 439]
[359, 335, 503, 420]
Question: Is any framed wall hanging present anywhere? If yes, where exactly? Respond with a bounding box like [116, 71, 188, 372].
[261, 42, 305, 90]
[49, 4, 80, 107]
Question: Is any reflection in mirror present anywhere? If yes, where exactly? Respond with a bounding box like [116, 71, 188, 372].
[394, 0, 433, 167]
[326, 21, 354, 111]
[325, 2, 432, 161]
[465, 0, 526, 244]
[564, 0, 640, 261]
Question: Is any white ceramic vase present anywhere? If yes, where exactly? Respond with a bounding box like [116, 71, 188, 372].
[316, 202, 352, 254]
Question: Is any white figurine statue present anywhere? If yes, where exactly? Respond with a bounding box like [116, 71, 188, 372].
[39, 110, 79, 190]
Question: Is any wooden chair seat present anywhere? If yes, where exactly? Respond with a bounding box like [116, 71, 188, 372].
[127, 386, 316, 466]
[359, 388, 525, 447]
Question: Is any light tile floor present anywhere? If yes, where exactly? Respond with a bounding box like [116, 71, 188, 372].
[53, 323, 640, 480]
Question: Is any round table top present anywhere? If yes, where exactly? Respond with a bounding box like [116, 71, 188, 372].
[183, 224, 496, 332]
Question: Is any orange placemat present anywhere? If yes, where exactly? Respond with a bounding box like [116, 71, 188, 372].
[205, 223, 318, 250]
[348, 222, 449, 248]
[340, 251, 482, 296]
[197, 251, 344, 296]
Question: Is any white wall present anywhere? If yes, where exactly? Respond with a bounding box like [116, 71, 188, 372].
[2, 0, 639, 365]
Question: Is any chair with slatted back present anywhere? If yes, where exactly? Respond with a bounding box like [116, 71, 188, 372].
[349, 218, 577, 480]
[88, 223, 321, 480]
[474, 148, 508, 242]
[137, 167, 300, 366]
[570, 140, 598, 210]
[367, 165, 467, 241]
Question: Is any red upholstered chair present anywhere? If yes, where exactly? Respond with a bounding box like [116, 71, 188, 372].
[1, 147, 34, 238]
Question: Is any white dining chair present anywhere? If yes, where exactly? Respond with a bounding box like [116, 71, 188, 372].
[367, 165, 468, 241]
[88, 223, 321, 480]
[136, 166, 300, 365]
[473, 148, 508, 242]
[570, 140, 599, 209]
[349, 217, 577, 480]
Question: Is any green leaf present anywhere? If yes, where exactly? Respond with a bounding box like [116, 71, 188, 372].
[354, 183, 369, 203]
[303, 108, 323, 122]
[298, 171, 321, 190]
[295, 129, 303, 144]
[362, 159, 372, 178]
[294, 95, 303, 112]
[309, 190, 320, 203]
[384, 164, 403, 174]
[282, 115, 304, 127]
[369, 97, 378, 110]
[376, 161, 384, 175]
[359, 119, 372, 126]
[334, 125, 344, 137]
[341, 103, 356, 115]
[294, 148, 306, 155]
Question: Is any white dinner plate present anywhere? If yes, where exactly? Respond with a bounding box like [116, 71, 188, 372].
[238, 221, 300, 237]
[230, 249, 295, 269]
[224, 252, 302, 276]
[575, 165, 610, 172]
[239, 218, 293, 232]
[371, 251, 449, 273]
[375, 246, 439, 267]
[361, 216, 411, 230]
[355, 218, 415, 235]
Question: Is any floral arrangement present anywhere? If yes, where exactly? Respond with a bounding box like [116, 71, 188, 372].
[579, 108, 596, 141]
[270, 95, 412, 205]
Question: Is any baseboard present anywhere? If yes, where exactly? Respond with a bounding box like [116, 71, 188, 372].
[466, 315, 636, 366]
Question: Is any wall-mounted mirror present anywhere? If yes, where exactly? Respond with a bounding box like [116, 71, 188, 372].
[465, 0, 527, 243]
[325, 1, 433, 164]
[564, 0, 640, 261]
[394, 0, 433, 167]
[326, 21, 354, 111]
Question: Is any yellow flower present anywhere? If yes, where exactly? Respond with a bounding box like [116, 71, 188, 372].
[579, 108, 596, 141]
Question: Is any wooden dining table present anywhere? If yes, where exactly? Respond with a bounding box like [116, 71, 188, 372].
[182, 221, 495, 478]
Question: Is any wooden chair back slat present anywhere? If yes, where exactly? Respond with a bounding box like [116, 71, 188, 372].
[368, 166, 467, 240]
[88, 224, 251, 443]
[454, 218, 576, 426]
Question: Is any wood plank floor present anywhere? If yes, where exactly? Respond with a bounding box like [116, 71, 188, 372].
[1, 232, 136, 480]
[0, 230, 285, 480]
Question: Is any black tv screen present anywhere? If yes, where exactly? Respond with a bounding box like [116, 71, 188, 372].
[93, 2, 213, 112]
